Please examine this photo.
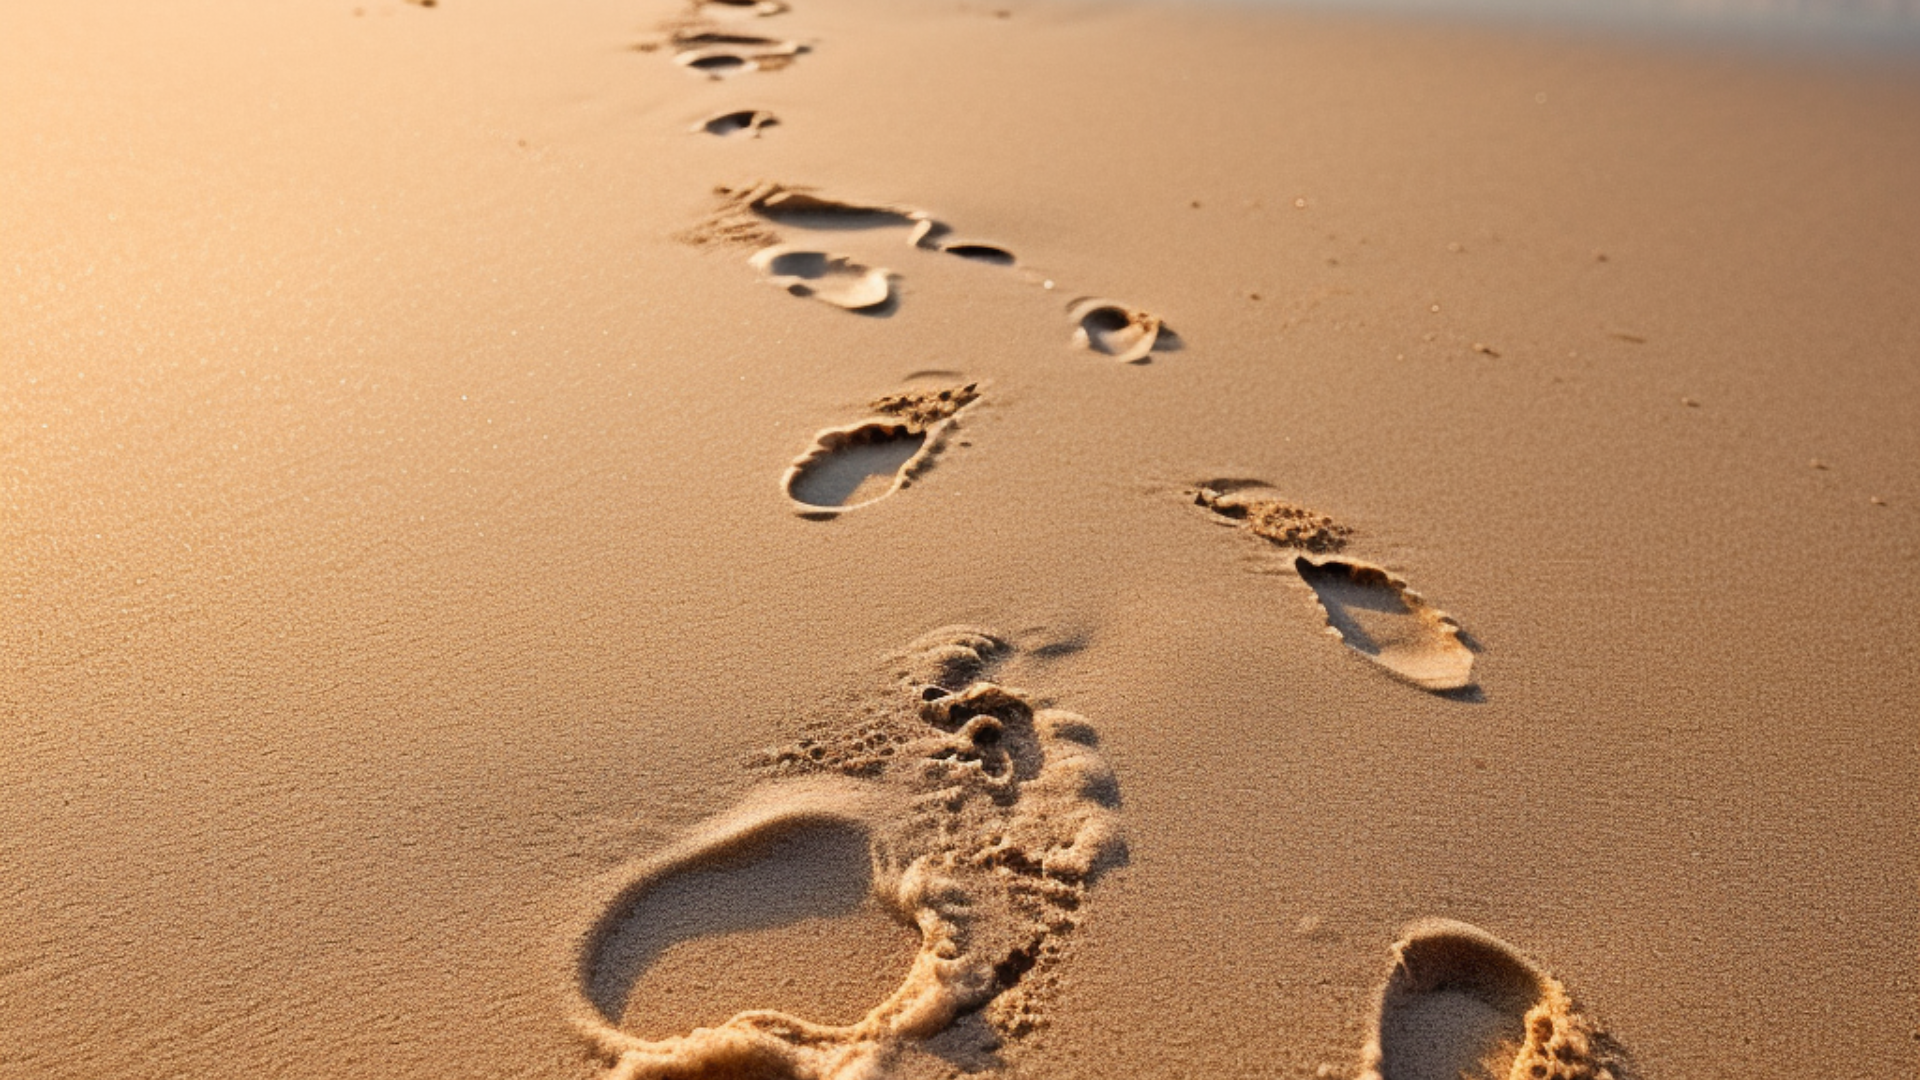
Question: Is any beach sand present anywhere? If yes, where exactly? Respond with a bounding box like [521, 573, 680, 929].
[3, 1, 1917, 1078]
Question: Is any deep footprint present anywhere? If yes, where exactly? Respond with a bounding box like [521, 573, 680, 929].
[587, 816, 918, 1040]
[1068, 297, 1169, 363]
[1295, 556, 1475, 691]
[1361, 921, 1628, 1080]
[694, 108, 780, 137]
[569, 628, 1126, 1080]
[749, 245, 893, 310]
[783, 384, 979, 515]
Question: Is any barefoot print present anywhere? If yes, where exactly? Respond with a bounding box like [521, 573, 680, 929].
[570, 628, 1126, 1080]
[783, 384, 980, 516]
[1361, 920, 1632, 1080]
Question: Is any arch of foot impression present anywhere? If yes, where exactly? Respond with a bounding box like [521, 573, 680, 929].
[570, 628, 1126, 1080]
[783, 383, 979, 515]
[1192, 481, 1474, 692]
[1361, 920, 1630, 1080]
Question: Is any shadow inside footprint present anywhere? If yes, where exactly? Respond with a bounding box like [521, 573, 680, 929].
[696, 108, 779, 137]
[586, 819, 915, 1039]
[1068, 298, 1166, 363]
[787, 424, 927, 509]
[1295, 557, 1474, 692]
[942, 242, 1016, 266]
[750, 246, 893, 311]
[1364, 921, 1627, 1080]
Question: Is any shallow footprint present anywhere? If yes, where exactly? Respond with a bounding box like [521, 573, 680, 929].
[749, 245, 893, 311]
[783, 384, 978, 516]
[1068, 297, 1168, 363]
[694, 108, 779, 137]
[1295, 555, 1474, 691]
[1361, 920, 1626, 1080]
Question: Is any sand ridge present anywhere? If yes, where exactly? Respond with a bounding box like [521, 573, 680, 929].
[1360, 920, 1630, 1080]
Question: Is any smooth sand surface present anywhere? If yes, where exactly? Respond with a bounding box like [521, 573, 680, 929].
[4, 1, 1917, 1078]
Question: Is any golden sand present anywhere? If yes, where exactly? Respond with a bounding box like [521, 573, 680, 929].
[3, 1, 1917, 1078]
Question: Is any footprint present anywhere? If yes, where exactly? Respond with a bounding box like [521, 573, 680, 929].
[1295, 556, 1474, 692]
[783, 384, 979, 515]
[1360, 920, 1628, 1080]
[673, 36, 807, 77]
[1068, 297, 1169, 363]
[694, 108, 779, 137]
[698, 0, 790, 17]
[584, 807, 917, 1040]
[1192, 481, 1353, 554]
[749, 245, 893, 311]
[569, 628, 1126, 1080]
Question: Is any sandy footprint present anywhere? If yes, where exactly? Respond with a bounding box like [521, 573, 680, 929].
[698, 0, 790, 18]
[570, 628, 1126, 1080]
[1191, 481, 1473, 692]
[749, 245, 894, 311]
[1068, 297, 1172, 363]
[1361, 920, 1629, 1080]
[672, 34, 809, 77]
[693, 108, 779, 137]
[783, 384, 979, 516]
[1294, 556, 1474, 692]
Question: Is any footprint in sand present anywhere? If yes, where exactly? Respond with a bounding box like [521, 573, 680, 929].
[673, 34, 809, 77]
[694, 108, 779, 137]
[1360, 920, 1629, 1080]
[697, 0, 791, 17]
[783, 384, 979, 516]
[570, 628, 1126, 1080]
[1192, 482, 1473, 692]
[749, 245, 893, 311]
[1295, 556, 1474, 692]
[1068, 297, 1173, 363]
[683, 183, 1018, 263]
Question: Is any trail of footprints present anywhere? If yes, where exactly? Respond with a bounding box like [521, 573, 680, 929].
[560, 2, 1636, 1077]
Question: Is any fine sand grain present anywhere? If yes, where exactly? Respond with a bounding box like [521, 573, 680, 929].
[3, 1, 1917, 1078]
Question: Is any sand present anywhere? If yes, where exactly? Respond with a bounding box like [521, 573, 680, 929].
[2, 0, 1917, 1078]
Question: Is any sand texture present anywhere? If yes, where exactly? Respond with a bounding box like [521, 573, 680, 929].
[3, 1, 1918, 1078]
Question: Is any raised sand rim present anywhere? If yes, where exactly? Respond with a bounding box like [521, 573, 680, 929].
[1295, 556, 1475, 692]
[1362, 920, 1624, 1080]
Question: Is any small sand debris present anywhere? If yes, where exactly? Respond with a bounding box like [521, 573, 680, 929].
[1870, 496, 1886, 506]
[868, 383, 980, 429]
[1193, 485, 1353, 553]
[1471, 342, 1499, 357]
[1682, 397, 1701, 408]
[1811, 459, 1829, 470]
